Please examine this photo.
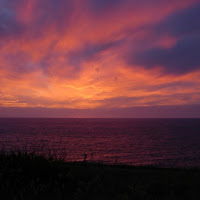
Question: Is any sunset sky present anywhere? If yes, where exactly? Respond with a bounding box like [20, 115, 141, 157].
[0, 0, 200, 118]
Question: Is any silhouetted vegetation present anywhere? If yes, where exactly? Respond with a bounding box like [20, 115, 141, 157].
[0, 151, 200, 200]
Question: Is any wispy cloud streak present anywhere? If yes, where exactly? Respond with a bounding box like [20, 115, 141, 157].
[0, 0, 200, 117]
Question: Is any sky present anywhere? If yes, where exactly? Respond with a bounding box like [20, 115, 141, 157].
[0, 0, 200, 118]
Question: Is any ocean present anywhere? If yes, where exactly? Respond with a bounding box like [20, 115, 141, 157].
[0, 118, 200, 167]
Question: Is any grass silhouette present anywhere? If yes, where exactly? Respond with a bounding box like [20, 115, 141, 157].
[0, 151, 200, 200]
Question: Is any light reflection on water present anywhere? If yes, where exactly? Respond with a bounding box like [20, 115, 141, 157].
[0, 118, 200, 167]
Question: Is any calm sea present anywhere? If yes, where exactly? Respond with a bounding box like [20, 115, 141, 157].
[0, 118, 200, 167]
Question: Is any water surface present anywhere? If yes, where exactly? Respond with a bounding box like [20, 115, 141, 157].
[0, 118, 200, 167]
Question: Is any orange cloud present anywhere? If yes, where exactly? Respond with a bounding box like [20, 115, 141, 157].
[0, 0, 200, 113]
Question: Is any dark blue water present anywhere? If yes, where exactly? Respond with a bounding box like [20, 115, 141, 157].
[0, 118, 200, 167]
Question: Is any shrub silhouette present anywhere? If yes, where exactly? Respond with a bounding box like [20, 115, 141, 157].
[1, 151, 200, 200]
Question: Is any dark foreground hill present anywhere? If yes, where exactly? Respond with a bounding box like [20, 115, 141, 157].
[0, 152, 200, 200]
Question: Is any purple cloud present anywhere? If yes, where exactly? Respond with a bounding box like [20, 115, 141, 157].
[128, 3, 200, 74]
[156, 3, 200, 37]
[131, 35, 200, 74]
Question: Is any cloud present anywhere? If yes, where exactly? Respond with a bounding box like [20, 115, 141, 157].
[130, 34, 200, 74]
[0, 0, 200, 117]
[89, 0, 123, 12]
[1, 105, 200, 118]
[0, 6, 23, 38]
[0, 0, 74, 40]
[67, 39, 122, 68]
[30, 0, 73, 30]
[128, 3, 200, 74]
[156, 3, 200, 37]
